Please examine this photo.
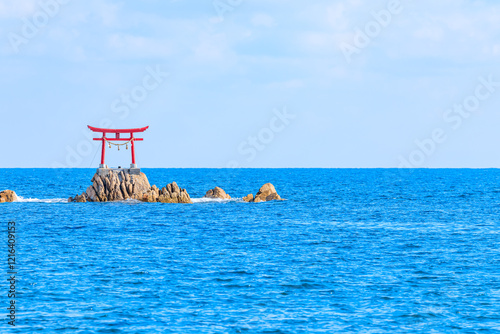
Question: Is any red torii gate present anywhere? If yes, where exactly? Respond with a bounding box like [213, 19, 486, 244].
[88, 126, 149, 169]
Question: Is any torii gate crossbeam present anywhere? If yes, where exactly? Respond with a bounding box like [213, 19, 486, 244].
[88, 126, 149, 169]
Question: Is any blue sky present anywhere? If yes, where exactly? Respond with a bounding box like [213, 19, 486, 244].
[1, 0, 500, 168]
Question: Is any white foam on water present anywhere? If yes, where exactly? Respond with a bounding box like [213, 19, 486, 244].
[191, 198, 241, 204]
[114, 199, 142, 204]
[13, 197, 244, 204]
[16, 197, 67, 203]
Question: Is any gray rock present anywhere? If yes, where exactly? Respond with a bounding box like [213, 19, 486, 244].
[171, 182, 180, 194]
[75, 170, 191, 204]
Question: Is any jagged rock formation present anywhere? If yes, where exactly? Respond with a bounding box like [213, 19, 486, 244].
[0, 190, 18, 203]
[243, 183, 282, 203]
[68, 170, 279, 204]
[79, 169, 151, 202]
[204, 187, 231, 200]
[69, 169, 192, 204]
[142, 182, 192, 204]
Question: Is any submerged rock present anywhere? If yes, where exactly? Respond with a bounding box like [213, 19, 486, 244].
[70, 169, 192, 204]
[0, 190, 18, 203]
[247, 183, 283, 203]
[204, 187, 231, 200]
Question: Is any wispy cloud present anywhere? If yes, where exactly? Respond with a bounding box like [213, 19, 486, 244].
[3, 0, 500, 167]
[0, 0, 38, 19]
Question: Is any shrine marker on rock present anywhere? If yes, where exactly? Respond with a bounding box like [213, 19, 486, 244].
[88, 126, 149, 171]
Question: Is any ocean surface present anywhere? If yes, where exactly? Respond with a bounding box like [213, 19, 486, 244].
[1, 168, 499, 333]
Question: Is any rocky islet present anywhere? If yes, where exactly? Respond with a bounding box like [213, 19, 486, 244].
[2, 169, 283, 204]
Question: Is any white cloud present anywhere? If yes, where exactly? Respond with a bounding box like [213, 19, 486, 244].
[107, 34, 173, 58]
[413, 24, 444, 42]
[4, 0, 500, 70]
[266, 79, 305, 89]
[192, 32, 237, 64]
[251, 13, 276, 28]
[0, 0, 38, 19]
[94, 1, 121, 27]
[326, 3, 349, 30]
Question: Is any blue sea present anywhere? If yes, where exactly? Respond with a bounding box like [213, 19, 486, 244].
[1, 168, 499, 333]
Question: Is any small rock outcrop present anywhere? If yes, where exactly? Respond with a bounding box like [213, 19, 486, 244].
[204, 187, 231, 200]
[242, 194, 254, 202]
[245, 183, 282, 203]
[69, 169, 192, 204]
[0, 190, 18, 203]
[143, 182, 192, 204]
[69, 194, 87, 203]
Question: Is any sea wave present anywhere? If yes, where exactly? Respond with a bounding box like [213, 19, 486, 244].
[14, 197, 240, 204]
[16, 197, 67, 203]
[191, 197, 240, 203]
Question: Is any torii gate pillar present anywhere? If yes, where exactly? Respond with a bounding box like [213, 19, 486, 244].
[88, 126, 149, 173]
